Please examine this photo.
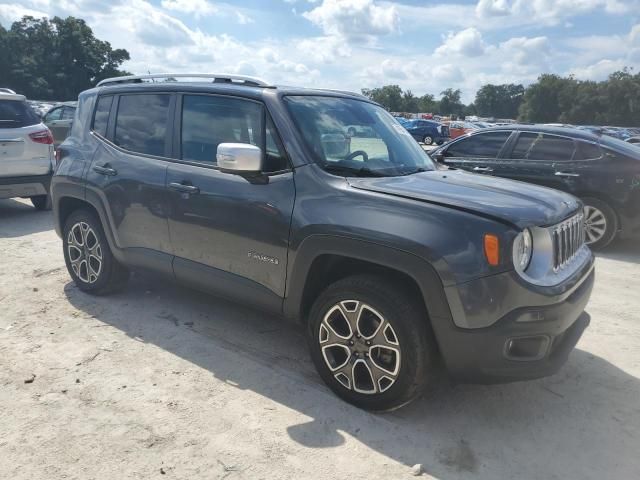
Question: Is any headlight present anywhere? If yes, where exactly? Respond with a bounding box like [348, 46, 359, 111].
[513, 228, 533, 273]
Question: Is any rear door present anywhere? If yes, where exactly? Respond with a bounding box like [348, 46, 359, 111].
[166, 93, 294, 307]
[85, 93, 174, 265]
[440, 130, 513, 172]
[496, 131, 578, 191]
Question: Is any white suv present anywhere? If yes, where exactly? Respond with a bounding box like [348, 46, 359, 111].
[0, 90, 55, 210]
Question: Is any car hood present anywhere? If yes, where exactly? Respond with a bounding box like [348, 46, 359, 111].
[347, 169, 580, 228]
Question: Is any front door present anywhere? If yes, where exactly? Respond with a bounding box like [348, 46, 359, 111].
[440, 130, 513, 173]
[166, 94, 294, 309]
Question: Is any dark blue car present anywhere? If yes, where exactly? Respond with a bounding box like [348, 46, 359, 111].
[402, 119, 449, 145]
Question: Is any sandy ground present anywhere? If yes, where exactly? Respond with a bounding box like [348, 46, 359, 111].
[0, 197, 639, 480]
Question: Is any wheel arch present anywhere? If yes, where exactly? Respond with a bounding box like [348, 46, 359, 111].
[574, 191, 621, 231]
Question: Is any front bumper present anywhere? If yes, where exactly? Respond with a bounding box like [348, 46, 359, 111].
[434, 263, 595, 383]
[0, 174, 52, 200]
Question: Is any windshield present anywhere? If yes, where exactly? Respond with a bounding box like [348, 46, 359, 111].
[0, 100, 40, 129]
[285, 96, 435, 176]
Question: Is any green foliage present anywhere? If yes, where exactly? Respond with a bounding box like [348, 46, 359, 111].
[474, 83, 524, 119]
[438, 88, 464, 116]
[519, 70, 640, 126]
[0, 16, 130, 100]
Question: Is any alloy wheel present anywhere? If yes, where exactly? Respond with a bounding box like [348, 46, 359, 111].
[318, 300, 401, 394]
[67, 222, 103, 284]
[583, 205, 607, 245]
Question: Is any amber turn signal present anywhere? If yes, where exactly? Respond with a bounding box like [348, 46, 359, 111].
[484, 234, 500, 266]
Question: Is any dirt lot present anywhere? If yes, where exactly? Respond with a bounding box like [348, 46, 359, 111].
[1, 197, 639, 480]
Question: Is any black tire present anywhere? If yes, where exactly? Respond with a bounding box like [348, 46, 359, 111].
[582, 197, 617, 250]
[31, 195, 51, 211]
[423, 135, 434, 145]
[62, 209, 129, 294]
[307, 275, 435, 411]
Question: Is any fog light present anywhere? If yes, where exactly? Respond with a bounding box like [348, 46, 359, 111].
[504, 335, 550, 361]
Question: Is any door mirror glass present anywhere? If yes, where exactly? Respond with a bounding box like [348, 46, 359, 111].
[217, 143, 263, 174]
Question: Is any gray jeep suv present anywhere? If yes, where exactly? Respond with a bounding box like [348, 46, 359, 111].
[52, 74, 594, 411]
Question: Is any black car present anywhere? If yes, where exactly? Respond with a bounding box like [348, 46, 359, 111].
[430, 125, 640, 248]
[51, 74, 593, 411]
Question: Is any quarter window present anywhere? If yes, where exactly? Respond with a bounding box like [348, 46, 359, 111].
[92, 96, 113, 137]
[45, 107, 63, 122]
[445, 131, 511, 158]
[511, 133, 575, 161]
[181, 95, 263, 166]
[114, 94, 171, 156]
[61, 107, 75, 120]
[575, 141, 602, 160]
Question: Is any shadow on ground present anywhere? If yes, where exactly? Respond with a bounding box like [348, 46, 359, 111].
[596, 238, 640, 264]
[64, 270, 640, 479]
[0, 199, 54, 238]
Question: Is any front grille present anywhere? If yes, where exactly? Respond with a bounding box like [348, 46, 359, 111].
[552, 213, 585, 271]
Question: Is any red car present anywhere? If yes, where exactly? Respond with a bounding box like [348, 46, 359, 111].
[446, 121, 478, 139]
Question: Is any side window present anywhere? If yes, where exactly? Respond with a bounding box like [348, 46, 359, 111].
[61, 107, 75, 120]
[512, 133, 575, 161]
[114, 94, 171, 156]
[265, 116, 289, 172]
[445, 131, 511, 158]
[181, 95, 263, 165]
[92, 96, 113, 138]
[575, 141, 602, 160]
[45, 107, 62, 122]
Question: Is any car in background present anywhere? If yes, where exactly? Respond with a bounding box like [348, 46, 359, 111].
[446, 121, 478, 139]
[402, 118, 449, 145]
[429, 125, 640, 249]
[472, 121, 494, 129]
[0, 90, 54, 210]
[43, 102, 77, 147]
[626, 136, 640, 144]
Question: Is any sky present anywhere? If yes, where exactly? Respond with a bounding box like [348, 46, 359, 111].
[0, 0, 639, 102]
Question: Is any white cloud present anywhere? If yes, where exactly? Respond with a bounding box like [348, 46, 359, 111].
[475, 0, 510, 17]
[0, 4, 48, 25]
[235, 11, 254, 24]
[303, 0, 398, 42]
[160, 0, 217, 18]
[435, 28, 486, 57]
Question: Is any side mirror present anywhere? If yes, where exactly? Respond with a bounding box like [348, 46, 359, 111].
[217, 143, 262, 175]
[433, 152, 445, 163]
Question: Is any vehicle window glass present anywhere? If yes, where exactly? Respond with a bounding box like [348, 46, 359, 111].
[575, 141, 602, 160]
[92, 96, 113, 138]
[265, 115, 289, 172]
[114, 94, 170, 156]
[61, 107, 75, 120]
[0, 100, 40, 128]
[181, 94, 263, 165]
[445, 131, 511, 158]
[45, 107, 63, 122]
[512, 132, 575, 161]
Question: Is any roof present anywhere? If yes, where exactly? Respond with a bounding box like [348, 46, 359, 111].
[483, 123, 604, 142]
[0, 91, 26, 101]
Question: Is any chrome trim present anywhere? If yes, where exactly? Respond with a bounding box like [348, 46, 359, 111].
[97, 73, 270, 87]
[552, 213, 585, 272]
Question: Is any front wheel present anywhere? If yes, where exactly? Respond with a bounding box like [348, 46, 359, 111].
[307, 275, 435, 411]
[423, 135, 434, 145]
[62, 209, 129, 294]
[582, 197, 617, 249]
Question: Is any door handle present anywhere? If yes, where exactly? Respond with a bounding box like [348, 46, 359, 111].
[169, 182, 200, 194]
[93, 164, 117, 176]
[555, 171, 580, 178]
[473, 166, 494, 172]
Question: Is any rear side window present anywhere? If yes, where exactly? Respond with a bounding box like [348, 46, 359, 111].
[446, 131, 511, 158]
[92, 96, 113, 137]
[61, 107, 75, 120]
[114, 94, 171, 156]
[181, 95, 263, 165]
[575, 141, 602, 160]
[0, 100, 40, 129]
[45, 107, 63, 122]
[512, 133, 575, 161]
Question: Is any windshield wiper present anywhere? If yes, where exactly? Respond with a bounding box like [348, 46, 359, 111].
[323, 164, 389, 177]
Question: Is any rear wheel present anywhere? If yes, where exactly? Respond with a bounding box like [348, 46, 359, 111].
[62, 209, 129, 294]
[307, 275, 435, 411]
[31, 195, 51, 211]
[582, 197, 617, 249]
[423, 135, 434, 145]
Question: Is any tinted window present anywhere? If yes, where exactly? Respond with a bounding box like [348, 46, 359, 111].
[114, 94, 170, 156]
[575, 141, 602, 160]
[181, 95, 262, 165]
[92, 96, 113, 137]
[0, 100, 40, 128]
[61, 107, 75, 120]
[45, 107, 63, 122]
[265, 116, 289, 172]
[446, 131, 511, 158]
[512, 132, 575, 161]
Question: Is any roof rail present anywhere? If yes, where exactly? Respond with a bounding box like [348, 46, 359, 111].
[96, 73, 271, 88]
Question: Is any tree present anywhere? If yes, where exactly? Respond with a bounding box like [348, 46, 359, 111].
[0, 16, 130, 100]
[418, 93, 438, 113]
[474, 83, 524, 119]
[438, 88, 464, 117]
[361, 85, 404, 111]
[402, 90, 419, 113]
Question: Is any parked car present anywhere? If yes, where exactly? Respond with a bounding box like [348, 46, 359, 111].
[430, 125, 640, 248]
[446, 121, 478, 139]
[52, 73, 594, 411]
[626, 136, 640, 144]
[43, 102, 76, 147]
[0, 90, 54, 209]
[402, 118, 449, 145]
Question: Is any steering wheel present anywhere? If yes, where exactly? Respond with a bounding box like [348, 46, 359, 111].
[345, 150, 369, 162]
